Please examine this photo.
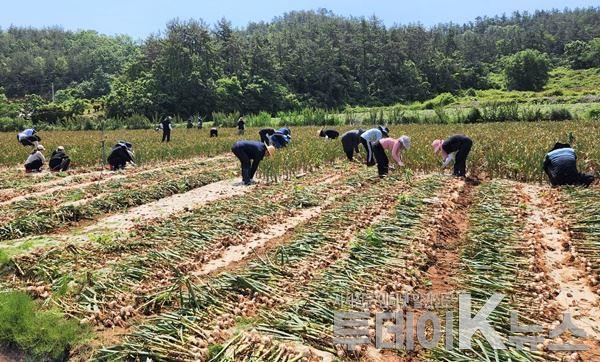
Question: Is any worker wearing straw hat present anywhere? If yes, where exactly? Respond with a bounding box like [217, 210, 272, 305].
[543, 142, 595, 187]
[231, 140, 276, 186]
[372, 136, 411, 177]
[24, 144, 46, 173]
[360, 125, 389, 166]
[431, 134, 473, 177]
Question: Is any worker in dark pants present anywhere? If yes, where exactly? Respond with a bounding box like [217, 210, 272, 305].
[543, 142, 595, 187]
[24, 145, 46, 173]
[360, 126, 389, 166]
[197, 115, 203, 129]
[372, 136, 411, 177]
[231, 141, 275, 185]
[237, 117, 246, 135]
[49, 146, 71, 172]
[108, 141, 135, 171]
[258, 128, 275, 144]
[210, 127, 218, 137]
[187, 117, 194, 129]
[319, 129, 340, 139]
[17, 128, 41, 147]
[161, 116, 172, 142]
[432, 135, 473, 177]
[340, 129, 364, 161]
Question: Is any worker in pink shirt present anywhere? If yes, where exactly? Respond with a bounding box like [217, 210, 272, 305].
[372, 136, 411, 177]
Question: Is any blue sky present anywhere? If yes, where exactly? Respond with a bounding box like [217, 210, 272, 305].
[1, 0, 597, 40]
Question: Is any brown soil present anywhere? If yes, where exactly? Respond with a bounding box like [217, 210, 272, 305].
[519, 184, 600, 361]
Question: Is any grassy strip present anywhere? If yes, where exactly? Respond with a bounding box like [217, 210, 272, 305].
[95, 172, 407, 360]
[428, 181, 547, 361]
[0, 291, 91, 361]
[564, 187, 600, 279]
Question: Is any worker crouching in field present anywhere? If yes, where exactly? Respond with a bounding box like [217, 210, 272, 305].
[372, 136, 411, 177]
[49, 146, 71, 172]
[319, 129, 340, 139]
[340, 129, 364, 161]
[24, 144, 46, 173]
[269, 127, 292, 148]
[210, 127, 218, 137]
[259, 128, 275, 143]
[231, 141, 275, 185]
[17, 128, 41, 147]
[360, 126, 389, 165]
[432, 134, 473, 177]
[108, 141, 135, 171]
[543, 142, 595, 187]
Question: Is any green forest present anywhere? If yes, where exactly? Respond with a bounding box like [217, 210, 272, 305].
[0, 7, 599, 128]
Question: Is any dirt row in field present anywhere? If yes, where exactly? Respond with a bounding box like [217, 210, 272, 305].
[517, 184, 600, 361]
[0, 154, 233, 205]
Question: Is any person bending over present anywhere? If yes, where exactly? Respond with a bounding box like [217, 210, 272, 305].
[543, 142, 595, 187]
[432, 135, 473, 177]
[231, 141, 275, 185]
[17, 128, 41, 147]
[360, 126, 389, 166]
[319, 129, 340, 140]
[258, 128, 275, 144]
[340, 129, 364, 161]
[372, 136, 411, 177]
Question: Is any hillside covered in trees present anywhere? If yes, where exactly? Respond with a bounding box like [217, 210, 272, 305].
[0, 7, 599, 122]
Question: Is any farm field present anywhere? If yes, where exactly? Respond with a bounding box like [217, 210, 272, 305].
[0, 122, 598, 361]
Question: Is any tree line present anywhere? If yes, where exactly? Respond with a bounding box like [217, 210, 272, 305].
[0, 7, 599, 122]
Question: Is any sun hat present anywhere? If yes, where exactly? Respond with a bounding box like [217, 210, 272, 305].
[36, 144, 45, 151]
[57, 146, 65, 151]
[399, 136, 411, 150]
[431, 139, 443, 154]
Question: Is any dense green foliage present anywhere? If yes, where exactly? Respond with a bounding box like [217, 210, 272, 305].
[0, 7, 599, 123]
[0, 28, 136, 98]
[0, 292, 90, 360]
[503, 49, 550, 91]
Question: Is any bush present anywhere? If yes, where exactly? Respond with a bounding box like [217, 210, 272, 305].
[520, 107, 544, 122]
[481, 102, 520, 122]
[246, 112, 272, 127]
[0, 117, 29, 132]
[549, 108, 573, 121]
[423, 92, 456, 109]
[504, 49, 550, 91]
[212, 111, 240, 127]
[587, 106, 600, 120]
[464, 107, 482, 124]
[0, 292, 90, 360]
